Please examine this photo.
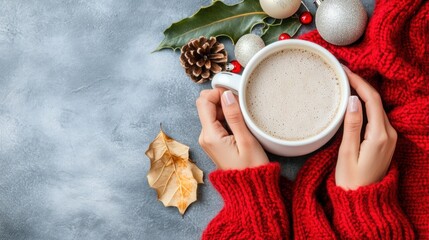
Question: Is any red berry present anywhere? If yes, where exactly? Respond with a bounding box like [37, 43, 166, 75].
[278, 33, 291, 41]
[230, 60, 242, 73]
[299, 11, 313, 25]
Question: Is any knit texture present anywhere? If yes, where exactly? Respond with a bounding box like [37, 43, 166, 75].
[202, 0, 428, 239]
[205, 163, 289, 240]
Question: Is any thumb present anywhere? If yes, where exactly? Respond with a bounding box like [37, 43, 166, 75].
[221, 90, 254, 144]
[338, 95, 363, 161]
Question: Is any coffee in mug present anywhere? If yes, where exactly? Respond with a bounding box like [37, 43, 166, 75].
[212, 40, 350, 156]
[246, 48, 341, 141]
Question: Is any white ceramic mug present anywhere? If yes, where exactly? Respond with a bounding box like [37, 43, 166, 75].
[212, 39, 350, 156]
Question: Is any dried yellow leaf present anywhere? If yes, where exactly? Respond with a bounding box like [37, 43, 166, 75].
[145, 128, 203, 215]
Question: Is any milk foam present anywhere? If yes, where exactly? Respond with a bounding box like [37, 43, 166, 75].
[246, 49, 341, 141]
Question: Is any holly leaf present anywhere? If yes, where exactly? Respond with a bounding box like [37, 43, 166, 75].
[155, 0, 268, 51]
[262, 16, 302, 45]
[145, 127, 203, 215]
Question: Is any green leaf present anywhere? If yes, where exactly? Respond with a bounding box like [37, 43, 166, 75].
[155, 0, 268, 51]
[262, 17, 302, 45]
[260, 18, 282, 35]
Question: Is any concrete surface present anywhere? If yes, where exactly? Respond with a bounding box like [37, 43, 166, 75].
[0, 0, 373, 239]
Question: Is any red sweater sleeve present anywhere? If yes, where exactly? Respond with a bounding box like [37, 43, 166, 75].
[202, 162, 290, 240]
[327, 164, 415, 239]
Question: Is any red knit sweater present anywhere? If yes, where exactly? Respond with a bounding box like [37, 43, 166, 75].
[202, 0, 428, 239]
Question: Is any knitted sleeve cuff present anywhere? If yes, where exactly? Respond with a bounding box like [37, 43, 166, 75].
[327, 164, 415, 238]
[209, 162, 289, 238]
[209, 162, 283, 207]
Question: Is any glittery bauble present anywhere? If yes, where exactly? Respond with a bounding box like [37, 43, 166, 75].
[315, 0, 368, 46]
[234, 34, 265, 67]
[259, 0, 301, 19]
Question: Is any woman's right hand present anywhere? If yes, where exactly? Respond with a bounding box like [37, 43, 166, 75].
[336, 67, 398, 190]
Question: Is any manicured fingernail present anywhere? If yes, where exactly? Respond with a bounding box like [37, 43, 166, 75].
[223, 90, 236, 106]
[348, 95, 359, 112]
[341, 64, 351, 73]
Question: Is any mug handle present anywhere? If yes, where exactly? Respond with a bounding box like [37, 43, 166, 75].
[211, 72, 241, 95]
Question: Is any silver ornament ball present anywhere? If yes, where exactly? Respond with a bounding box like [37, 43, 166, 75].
[315, 0, 368, 46]
[259, 0, 301, 19]
[234, 34, 265, 67]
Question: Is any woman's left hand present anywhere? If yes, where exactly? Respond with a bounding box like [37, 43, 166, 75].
[196, 88, 269, 170]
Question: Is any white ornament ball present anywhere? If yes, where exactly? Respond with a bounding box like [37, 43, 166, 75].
[315, 0, 368, 46]
[234, 34, 265, 67]
[259, 0, 301, 19]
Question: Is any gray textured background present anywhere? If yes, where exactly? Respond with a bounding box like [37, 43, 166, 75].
[0, 0, 373, 239]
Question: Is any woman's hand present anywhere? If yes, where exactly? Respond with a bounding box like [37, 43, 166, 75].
[196, 88, 269, 170]
[336, 67, 398, 190]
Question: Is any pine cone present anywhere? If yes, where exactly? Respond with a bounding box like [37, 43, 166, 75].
[180, 36, 227, 84]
